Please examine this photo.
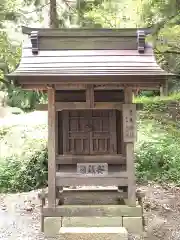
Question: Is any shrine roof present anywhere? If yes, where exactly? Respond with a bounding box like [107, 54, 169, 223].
[7, 26, 173, 88]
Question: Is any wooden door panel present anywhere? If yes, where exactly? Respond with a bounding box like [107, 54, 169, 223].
[63, 110, 90, 155]
[63, 109, 117, 155]
[92, 119, 110, 132]
[69, 138, 89, 154]
[90, 110, 117, 155]
[92, 138, 111, 154]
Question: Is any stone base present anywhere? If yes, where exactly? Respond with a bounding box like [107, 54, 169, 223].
[59, 227, 128, 240]
[44, 217, 122, 237]
[123, 217, 143, 234]
[44, 216, 143, 237]
[44, 217, 62, 237]
[62, 217, 122, 227]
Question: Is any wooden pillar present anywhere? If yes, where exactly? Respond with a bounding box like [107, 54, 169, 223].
[160, 80, 168, 96]
[48, 86, 56, 208]
[86, 84, 94, 108]
[86, 84, 94, 154]
[124, 87, 136, 206]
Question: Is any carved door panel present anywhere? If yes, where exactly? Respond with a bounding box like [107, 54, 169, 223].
[63, 110, 117, 155]
[63, 110, 90, 154]
[90, 110, 117, 154]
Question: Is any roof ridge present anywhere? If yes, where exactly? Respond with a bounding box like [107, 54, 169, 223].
[22, 26, 153, 37]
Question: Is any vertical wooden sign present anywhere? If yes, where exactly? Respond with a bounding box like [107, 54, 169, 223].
[122, 104, 136, 143]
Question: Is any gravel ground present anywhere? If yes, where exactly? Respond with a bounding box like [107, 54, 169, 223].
[1, 184, 180, 240]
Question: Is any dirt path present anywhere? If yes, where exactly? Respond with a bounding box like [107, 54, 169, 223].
[0, 191, 46, 240]
[142, 183, 180, 240]
[1, 184, 180, 240]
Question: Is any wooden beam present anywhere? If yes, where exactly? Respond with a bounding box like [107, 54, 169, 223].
[56, 172, 128, 186]
[19, 76, 166, 85]
[42, 205, 142, 217]
[35, 102, 143, 111]
[57, 171, 128, 178]
[124, 87, 136, 207]
[21, 83, 161, 91]
[61, 189, 127, 205]
[47, 86, 56, 208]
[86, 84, 94, 108]
[21, 84, 47, 90]
[56, 102, 87, 110]
[94, 102, 122, 109]
[56, 154, 126, 165]
[126, 143, 136, 206]
[39, 189, 145, 205]
[21, 83, 160, 90]
[40, 188, 128, 205]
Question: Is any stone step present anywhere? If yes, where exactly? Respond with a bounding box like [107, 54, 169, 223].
[44, 217, 122, 237]
[59, 227, 128, 240]
[62, 216, 122, 227]
[44, 216, 143, 237]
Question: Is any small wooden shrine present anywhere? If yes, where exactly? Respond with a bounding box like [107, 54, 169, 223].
[7, 27, 171, 233]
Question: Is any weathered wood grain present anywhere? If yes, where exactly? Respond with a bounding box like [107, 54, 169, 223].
[56, 154, 126, 165]
[47, 86, 56, 208]
[42, 205, 142, 217]
[124, 87, 136, 206]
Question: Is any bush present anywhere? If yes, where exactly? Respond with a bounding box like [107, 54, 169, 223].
[0, 111, 48, 192]
[0, 148, 48, 193]
[135, 93, 180, 184]
[135, 93, 180, 113]
[136, 132, 180, 184]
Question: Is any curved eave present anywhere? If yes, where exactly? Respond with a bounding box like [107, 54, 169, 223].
[8, 72, 172, 77]
[7, 48, 172, 77]
[7, 38, 174, 91]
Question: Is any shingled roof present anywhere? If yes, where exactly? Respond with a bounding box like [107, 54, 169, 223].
[8, 27, 172, 88]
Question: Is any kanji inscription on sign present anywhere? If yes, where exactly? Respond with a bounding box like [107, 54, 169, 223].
[77, 163, 108, 176]
[122, 104, 136, 142]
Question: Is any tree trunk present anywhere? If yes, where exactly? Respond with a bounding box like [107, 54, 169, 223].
[76, 0, 80, 26]
[49, 0, 58, 28]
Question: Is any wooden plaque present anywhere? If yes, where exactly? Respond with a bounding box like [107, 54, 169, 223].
[77, 163, 108, 176]
[122, 104, 136, 143]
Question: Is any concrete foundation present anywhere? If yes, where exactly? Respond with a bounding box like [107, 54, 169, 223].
[62, 217, 122, 227]
[44, 216, 143, 237]
[123, 217, 143, 234]
[44, 217, 62, 237]
[44, 217, 123, 237]
[59, 227, 128, 240]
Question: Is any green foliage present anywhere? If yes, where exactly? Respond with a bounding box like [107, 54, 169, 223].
[136, 120, 180, 184]
[0, 0, 48, 110]
[0, 0, 19, 24]
[140, 0, 180, 92]
[6, 87, 46, 111]
[0, 112, 48, 192]
[0, 148, 48, 193]
[135, 94, 180, 184]
[0, 126, 10, 139]
[78, 0, 140, 28]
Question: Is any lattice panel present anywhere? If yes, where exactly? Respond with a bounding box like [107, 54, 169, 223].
[63, 110, 117, 155]
[91, 110, 113, 154]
